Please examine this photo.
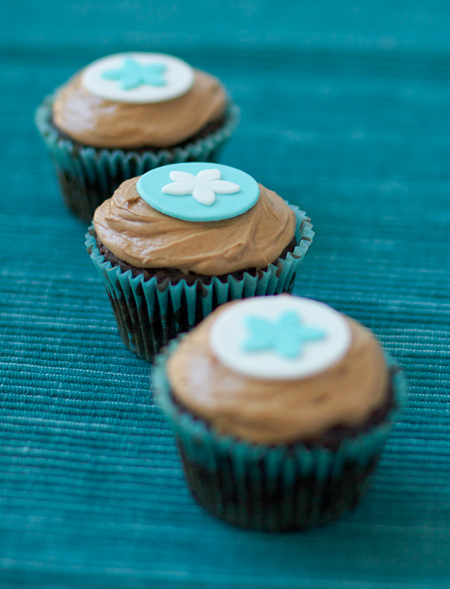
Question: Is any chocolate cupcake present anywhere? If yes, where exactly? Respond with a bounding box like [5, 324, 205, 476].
[154, 295, 406, 531]
[36, 52, 239, 221]
[86, 163, 314, 361]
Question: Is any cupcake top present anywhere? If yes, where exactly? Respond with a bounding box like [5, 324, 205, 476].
[94, 163, 297, 275]
[52, 53, 227, 149]
[166, 296, 389, 444]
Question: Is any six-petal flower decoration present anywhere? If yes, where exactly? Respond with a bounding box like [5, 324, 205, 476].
[243, 311, 327, 359]
[162, 169, 241, 206]
[102, 58, 167, 90]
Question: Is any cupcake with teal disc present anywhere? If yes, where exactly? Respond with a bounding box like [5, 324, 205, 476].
[153, 295, 406, 531]
[36, 52, 239, 222]
[86, 163, 314, 361]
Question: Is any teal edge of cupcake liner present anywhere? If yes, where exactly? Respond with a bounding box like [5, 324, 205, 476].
[35, 93, 240, 222]
[152, 338, 407, 530]
[153, 341, 407, 478]
[85, 203, 314, 360]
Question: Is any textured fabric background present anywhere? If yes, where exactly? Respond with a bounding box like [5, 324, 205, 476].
[1, 1, 450, 587]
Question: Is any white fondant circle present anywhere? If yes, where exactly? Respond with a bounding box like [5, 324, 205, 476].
[82, 53, 194, 103]
[209, 296, 352, 381]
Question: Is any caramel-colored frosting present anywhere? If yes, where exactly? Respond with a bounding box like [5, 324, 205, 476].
[52, 69, 227, 148]
[94, 178, 297, 275]
[167, 304, 389, 444]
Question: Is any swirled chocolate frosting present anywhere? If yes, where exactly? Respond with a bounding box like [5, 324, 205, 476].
[93, 178, 297, 276]
[167, 303, 389, 444]
[53, 70, 227, 148]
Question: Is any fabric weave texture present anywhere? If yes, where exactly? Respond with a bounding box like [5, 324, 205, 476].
[1, 0, 450, 587]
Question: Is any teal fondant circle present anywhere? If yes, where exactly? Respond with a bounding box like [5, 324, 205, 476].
[136, 163, 260, 222]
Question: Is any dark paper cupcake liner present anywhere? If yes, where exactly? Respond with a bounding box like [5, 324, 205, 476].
[35, 94, 240, 222]
[86, 204, 314, 362]
[153, 340, 407, 532]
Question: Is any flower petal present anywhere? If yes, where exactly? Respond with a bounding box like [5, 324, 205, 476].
[121, 73, 142, 90]
[300, 326, 327, 341]
[162, 181, 193, 195]
[193, 186, 216, 205]
[246, 316, 273, 332]
[274, 336, 301, 359]
[101, 68, 123, 80]
[170, 171, 195, 182]
[277, 311, 301, 332]
[197, 169, 221, 182]
[243, 317, 274, 352]
[145, 63, 167, 74]
[208, 180, 240, 194]
[123, 58, 140, 71]
[243, 332, 273, 352]
[142, 74, 166, 87]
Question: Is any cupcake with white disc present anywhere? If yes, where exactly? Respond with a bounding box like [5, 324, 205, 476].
[154, 295, 406, 531]
[36, 52, 239, 221]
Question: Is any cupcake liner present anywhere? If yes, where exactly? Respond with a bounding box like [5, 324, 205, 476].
[153, 341, 407, 532]
[86, 204, 314, 362]
[35, 94, 240, 222]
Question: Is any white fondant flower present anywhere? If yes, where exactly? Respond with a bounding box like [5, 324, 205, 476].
[162, 169, 240, 206]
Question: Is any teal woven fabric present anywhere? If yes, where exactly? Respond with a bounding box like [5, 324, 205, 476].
[1, 1, 450, 587]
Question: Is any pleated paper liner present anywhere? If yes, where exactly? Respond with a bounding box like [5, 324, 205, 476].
[154, 343, 407, 532]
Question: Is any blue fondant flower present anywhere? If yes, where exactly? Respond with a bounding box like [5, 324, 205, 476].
[102, 58, 167, 90]
[243, 311, 326, 359]
[162, 169, 240, 206]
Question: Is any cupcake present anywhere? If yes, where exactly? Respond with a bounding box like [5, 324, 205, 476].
[36, 52, 239, 222]
[153, 295, 406, 532]
[86, 163, 314, 361]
